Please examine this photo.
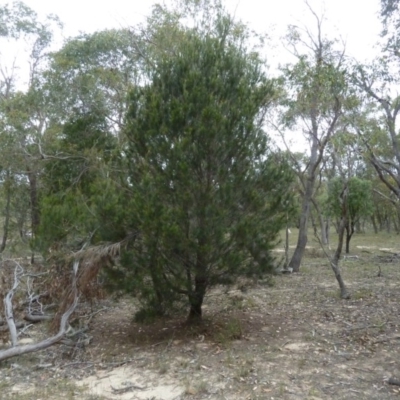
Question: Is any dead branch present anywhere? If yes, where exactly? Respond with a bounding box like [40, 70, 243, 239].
[23, 314, 53, 323]
[4, 262, 24, 347]
[111, 384, 146, 394]
[0, 260, 80, 363]
[0, 322, 25, 332]
[372, 335, 400, 345]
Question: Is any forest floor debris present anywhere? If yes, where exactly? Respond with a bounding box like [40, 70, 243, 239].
[1, 231, 400, 399]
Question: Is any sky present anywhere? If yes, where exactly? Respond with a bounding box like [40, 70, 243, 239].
[19, 0, 382, 66]
[3, 0, 385, 152]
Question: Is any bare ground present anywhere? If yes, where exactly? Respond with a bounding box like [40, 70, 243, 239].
[2, 232, 400, 399]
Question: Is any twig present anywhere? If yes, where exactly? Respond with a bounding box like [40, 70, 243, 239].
[111, 384, 146, 394]
[372, 335, 400, 345]
[18, 324, 34, 336]
[61, 361, 94, 368]
[24, 314, 53, 323]
[82, 307, 109, 325]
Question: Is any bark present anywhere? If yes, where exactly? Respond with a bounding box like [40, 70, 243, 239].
[188, 274, 207, 321]
[345, 222, 355, 254]
[371, 215, 378, 234]
[331, 215, 350, 299]
[0, 172, 12, 253]
[320, 217, 328, 245]
[289, 136, 319, 272]
[4, 263, 23, 347]
[27, 169, 40, 235]
[27, 168, 40, 264]
[188, 238, 207, 322]
[330, 186, 350, 299]
[284, 218, 290, 269]
[312, 197, 329, 245]
[325, 218, 330, 245]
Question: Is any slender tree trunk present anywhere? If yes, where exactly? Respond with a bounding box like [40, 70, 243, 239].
[188, 273, 207, 321]
[284, 216, 290, 269]
[331, 219, 350, 298]
[0, 172, 12, 253]
[312, 198, 328, 245]
[325, 218, 330, 246]
[188, 248, 207, 322]
[188, 214, 208, 322]
[330, 186, 350, 299]
[387, 217, 391, 233]
[345, 225, 351, 254]
[320, 217, 328, 245]
[371, 215, 378, 234]
[27, 169, 40, 235]
[27, 169, 40, 263]
[289, 138, 319, 272]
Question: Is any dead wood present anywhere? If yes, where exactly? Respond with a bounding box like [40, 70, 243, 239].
[111, 384, 146, 394]
[0, 322, 25, 332]
[50, 241, 124, 332]
[4, 262, 24, 346]
[24, 314, 53, 322]
[372, 335, 400, 345]
[0, 261, 80, 362]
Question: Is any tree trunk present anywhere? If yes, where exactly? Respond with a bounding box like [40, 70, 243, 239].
[188, 233, 207, 322]
[371, 215, 378, 234]
[0, 172, 12, 253]
[320, 217, 328, 245]
[330, 186, 350, 299]
[27, 169, 40, 264]
[332, 223, 350, 298]
[289, 137, 319, 272]
[325, 218, 330, 246]
[345, 225, 351, 254]
[284, 217, 290, 269]
[188, 274, 207, 322]
[27, 169, 40, 236]
[347, 221, 355, 254]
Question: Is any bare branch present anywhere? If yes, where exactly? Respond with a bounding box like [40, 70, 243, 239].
[4, 262, 24, 347]
[0, 261, 80, 362]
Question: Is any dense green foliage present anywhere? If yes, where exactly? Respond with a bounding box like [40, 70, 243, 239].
[122, 18, 294, 319]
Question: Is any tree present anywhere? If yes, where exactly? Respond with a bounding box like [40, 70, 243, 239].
[0, 1, 62, 256]
[325, 177, 373, 253]
[123, 8, 294, 321]
[277, 4, 349, 272]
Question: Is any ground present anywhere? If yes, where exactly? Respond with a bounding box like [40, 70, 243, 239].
[1, 230, 400, 399]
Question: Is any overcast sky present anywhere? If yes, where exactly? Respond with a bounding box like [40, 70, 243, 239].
[20, 0, 382, 66]
[12, 0, 382, 152]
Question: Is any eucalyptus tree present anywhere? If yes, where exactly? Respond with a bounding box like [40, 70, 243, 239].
[43, 28, 142, 135]
[278, 6, 349, 272]
[352, 61, 400, 201]
[0, 1, 62, 253]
